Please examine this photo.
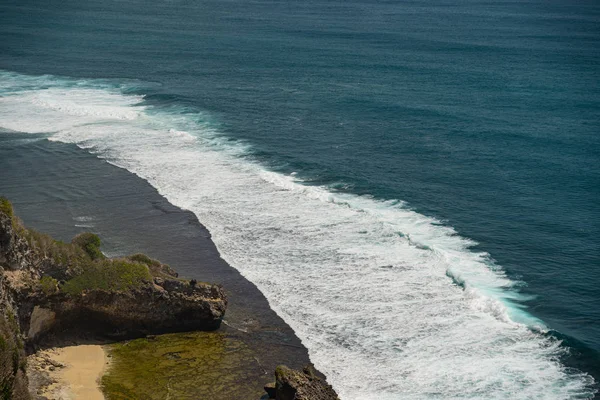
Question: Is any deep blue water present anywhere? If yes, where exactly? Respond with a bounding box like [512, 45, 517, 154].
[1, 0, 599, 397]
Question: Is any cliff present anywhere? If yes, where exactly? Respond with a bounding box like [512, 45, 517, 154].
[0, 198, 226, 399]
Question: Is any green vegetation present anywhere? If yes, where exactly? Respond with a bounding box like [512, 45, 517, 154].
[62, 259, 151, 295]
[39, 276, 58, 295]
[128, 253, 160, 267]
[102, 332, 266, 400]
[18, 226, 152, 295]
[15, 225, 90, 269]
[126, 253, 182, 280]
[0, 198, 12, 218]
[3, 201, 191, 300]
[0, 381, 11, 400]
[7, 212, 154, 296]
[5, 315, 16, 336]
[72, 232, 104, 260]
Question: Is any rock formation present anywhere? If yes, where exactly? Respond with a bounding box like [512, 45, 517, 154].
[264, 364, 339, 400]
[0, 198, 227, 399]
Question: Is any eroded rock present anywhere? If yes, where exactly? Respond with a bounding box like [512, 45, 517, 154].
[27, 307, 56, 340]
[265, 364, 339, 400]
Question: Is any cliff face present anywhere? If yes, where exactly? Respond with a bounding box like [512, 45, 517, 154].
[0, 199, 227, 399]
[0, 203, 30, 399]
[22, 279, 226, 340]
[0, 284, 29, 400]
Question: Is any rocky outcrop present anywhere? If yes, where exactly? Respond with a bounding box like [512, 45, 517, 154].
[0, 204, 226, 342]
[21, 279, 226, 340]
[0, 198, 227, 398]
[26, 307, 56, 341]
[264, 364, 339, 400]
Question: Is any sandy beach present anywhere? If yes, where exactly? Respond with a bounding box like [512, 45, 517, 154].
[28, 345, 108, 400]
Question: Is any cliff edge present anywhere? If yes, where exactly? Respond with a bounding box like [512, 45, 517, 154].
[0, 197, 226, 399]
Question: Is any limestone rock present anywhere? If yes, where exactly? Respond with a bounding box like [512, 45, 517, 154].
[27, 306, 56, 340]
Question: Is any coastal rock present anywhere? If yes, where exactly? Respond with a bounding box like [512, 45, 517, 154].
[0, 202, 227, 342]
[0, 211, 37, 273]
[31, 281, 227, 338]
[0, 198, 228, 397]
[266, 364, 339, 400]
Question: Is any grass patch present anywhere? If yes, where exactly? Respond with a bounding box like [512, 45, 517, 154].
[126, 253, 181, 279]
[62, 259, 151, 295]
[102, 332, 265, 400]
[127, 253, 160, 267]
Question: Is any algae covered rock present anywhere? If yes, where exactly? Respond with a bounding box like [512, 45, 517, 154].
[102, 331, 265, 400]
[266, 364, 339, 400]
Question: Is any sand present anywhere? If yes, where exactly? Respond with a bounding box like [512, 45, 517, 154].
[29, 345, 108, 400]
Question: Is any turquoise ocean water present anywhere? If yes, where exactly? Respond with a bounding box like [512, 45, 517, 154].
[1, 0, 599, 398]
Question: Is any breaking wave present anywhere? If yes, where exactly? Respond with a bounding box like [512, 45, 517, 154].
[0, 70, 595, 399]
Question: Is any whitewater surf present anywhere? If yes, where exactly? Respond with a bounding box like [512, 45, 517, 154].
[0, 70, 595, 399]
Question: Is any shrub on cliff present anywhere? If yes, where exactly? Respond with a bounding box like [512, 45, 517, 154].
[127, 253, 179, 278]
[62, 259, 151, 295]
[39, 276, 58, 295]
[0, 197, 13, 218]
[71, 232, 104, 260]
[128, 253, 158, 266]
[18, 228, 90, 272]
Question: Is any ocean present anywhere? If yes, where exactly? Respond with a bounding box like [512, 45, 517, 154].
[1, 0, 599, 398]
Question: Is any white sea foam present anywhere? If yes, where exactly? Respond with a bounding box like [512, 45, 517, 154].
[73, 216, 95, 228]
[0, 71, 595, 399]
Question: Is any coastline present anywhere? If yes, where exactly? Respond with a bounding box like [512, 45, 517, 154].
[0, 133, 314, 396]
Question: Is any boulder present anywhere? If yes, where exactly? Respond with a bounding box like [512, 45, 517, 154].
[270, 364, 339, 400]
